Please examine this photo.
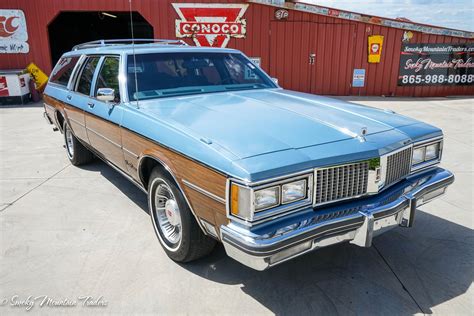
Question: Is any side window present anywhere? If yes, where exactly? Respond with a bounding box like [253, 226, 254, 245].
[50, 56, 80, 86]
[95, 57, 120, 102]
[75, 57, 100, 95]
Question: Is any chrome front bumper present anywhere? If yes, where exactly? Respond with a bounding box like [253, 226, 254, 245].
[220, 167, 454, 271]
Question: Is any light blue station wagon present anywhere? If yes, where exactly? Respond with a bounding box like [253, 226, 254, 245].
[43, 39, 454, 270]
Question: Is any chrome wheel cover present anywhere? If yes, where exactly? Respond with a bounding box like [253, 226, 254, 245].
[153, 181, 182, 247]
[65, 126, 74, 158]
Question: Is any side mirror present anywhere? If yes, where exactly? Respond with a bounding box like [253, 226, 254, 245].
[97, 88, 116, 103]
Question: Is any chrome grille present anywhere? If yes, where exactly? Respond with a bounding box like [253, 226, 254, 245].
[315, 161, 369, 205]
[385, 147, 412, 186]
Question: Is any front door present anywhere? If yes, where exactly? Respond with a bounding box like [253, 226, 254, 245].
[85, 56, 126, 171]
[269, 21, 313, 93]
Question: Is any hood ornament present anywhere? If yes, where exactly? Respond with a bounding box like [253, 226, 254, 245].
[358, 127, 368, 142]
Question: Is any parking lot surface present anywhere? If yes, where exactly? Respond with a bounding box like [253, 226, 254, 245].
[0, 96, 472, 315]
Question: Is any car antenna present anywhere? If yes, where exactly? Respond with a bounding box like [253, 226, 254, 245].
[129, 0, 139, 109]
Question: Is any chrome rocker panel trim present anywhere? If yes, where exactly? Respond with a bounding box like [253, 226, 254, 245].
[220, 167, 454, 271]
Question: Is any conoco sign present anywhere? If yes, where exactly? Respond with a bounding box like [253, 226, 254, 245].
[172, 3, 249, 48]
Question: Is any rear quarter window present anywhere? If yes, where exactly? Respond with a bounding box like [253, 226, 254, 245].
[50, 56, 80, 87]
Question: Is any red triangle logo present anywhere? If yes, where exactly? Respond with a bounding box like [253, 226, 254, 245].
[173, 3, 248, 47]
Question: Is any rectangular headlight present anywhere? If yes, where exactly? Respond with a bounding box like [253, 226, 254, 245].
[282, 180, 307, 204]
[425, 143, 440, 161]
[411, 138, 443, 171]
[254, 186, 280, 211]
[412, 147, 425, 165]
[228, 173, 313, 224]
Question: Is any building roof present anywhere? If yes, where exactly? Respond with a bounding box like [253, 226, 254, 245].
[249, 0, 474, 39]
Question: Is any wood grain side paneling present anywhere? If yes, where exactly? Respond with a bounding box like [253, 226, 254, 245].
[85, 112, 126, 170]
[45, 93, 228, 233]
[121, 128, 228, 227]
[43, 94, 89, 142]
[64, 105, 88, 142]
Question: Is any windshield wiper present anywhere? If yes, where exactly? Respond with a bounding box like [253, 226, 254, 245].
[161, 88, 204, 96]
[224, 84, 260, 91]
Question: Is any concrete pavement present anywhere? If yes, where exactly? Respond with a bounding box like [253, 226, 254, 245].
[0, 97, 472, 315]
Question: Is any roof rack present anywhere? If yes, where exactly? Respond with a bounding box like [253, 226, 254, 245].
[72, 39, 188, 51]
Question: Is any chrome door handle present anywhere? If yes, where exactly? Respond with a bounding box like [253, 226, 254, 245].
[87, 102, 95, 108]
[67, 95, 72, 100]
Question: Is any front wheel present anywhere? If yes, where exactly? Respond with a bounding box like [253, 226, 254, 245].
[63, 121, 94, 166]
[148, 167, 216, 262]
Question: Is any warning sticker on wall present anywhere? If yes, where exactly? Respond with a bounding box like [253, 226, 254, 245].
[368, 35, 384, 63]
[352, 69, 366, 87]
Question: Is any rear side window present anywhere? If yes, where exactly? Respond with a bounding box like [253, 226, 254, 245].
[75, 57, 100, 95]
[50, 56, 80, 86]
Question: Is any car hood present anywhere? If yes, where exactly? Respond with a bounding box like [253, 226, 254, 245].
[138, 89, 420, 160]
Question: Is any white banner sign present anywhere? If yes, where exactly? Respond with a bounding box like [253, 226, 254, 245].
[0, 9, 29, 53]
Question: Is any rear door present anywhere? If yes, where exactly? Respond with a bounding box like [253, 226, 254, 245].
[45, 56, 83, 135]
[85, 55, 126, 171]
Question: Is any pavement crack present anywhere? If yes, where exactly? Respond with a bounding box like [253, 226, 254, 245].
[373, 243, 425, 315]
[0, 165, 70, 213]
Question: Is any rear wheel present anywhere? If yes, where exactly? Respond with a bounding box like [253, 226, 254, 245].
[148, 167, 216, 262]
[63, 121, 94, 166]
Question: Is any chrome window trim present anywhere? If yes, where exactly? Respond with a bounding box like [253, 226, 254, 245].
[92, 55, 122, 101]
[67, 54, 88, 91]
[47, 55, 83, 89]
[73, 55, 103, 96]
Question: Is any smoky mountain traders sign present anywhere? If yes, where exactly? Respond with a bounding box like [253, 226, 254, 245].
[398, 43, 474, 86]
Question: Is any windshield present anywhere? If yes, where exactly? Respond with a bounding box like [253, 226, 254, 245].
[127, 52, 276, 100]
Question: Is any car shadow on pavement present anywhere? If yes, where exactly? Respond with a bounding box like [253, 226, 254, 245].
[77, 160, 149, 214]
[92, 159, 473, 315]
[183, 212, 473, 315]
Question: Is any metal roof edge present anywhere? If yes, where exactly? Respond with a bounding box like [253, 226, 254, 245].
[247, 0, 474, 39]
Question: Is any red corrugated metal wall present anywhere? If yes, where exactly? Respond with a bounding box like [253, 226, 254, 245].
[0, 0, 473, 96]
